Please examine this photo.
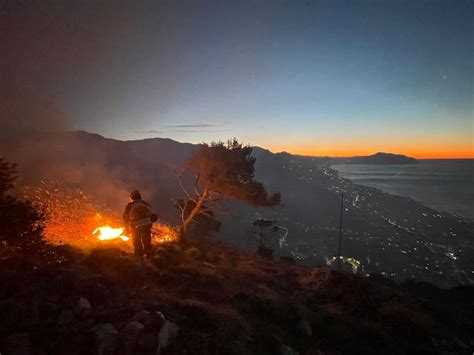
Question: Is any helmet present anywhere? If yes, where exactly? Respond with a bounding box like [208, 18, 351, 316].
[130, 190, 142, 201]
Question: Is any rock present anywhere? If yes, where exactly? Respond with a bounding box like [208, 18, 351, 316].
[298, 319, 312, 336]
[97, 307, 135, 330]
[77, 276, 113, 307]
[147, 311, 166, 332]
[119, 320, 144, 355]
[157, 320, 179, 355]
[453, 337, 469, 350]
[133, 310, 151, 326]
[281, 345, 300, 355]
[57, 309, 75, 325]
[0, 333, 32, 355]
[75, 297, 92, 317]
[92, 323, 118, 355]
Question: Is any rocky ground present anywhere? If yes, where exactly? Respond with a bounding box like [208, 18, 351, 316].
[0, 239, 473, 354]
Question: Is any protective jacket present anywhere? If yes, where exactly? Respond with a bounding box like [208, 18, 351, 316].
[123, 199, 154, 229]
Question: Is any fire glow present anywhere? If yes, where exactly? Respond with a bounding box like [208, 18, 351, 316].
[24, 181, 178, 249]
[93, 226, 129, 242]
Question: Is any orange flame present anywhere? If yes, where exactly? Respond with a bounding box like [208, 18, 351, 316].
[93, 226, 129, 242]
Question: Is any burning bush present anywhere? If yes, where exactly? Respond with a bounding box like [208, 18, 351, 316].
[23, 181, 122, 247]
[23, 181, 177, 249]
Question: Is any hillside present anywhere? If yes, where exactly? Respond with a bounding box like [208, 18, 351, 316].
[1, 130, 472, 287]
[333, 152, 419, 165]
[1, 239, 473, 354]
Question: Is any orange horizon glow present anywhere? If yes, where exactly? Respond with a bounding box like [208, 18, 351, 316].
[262, 142, 474, 160]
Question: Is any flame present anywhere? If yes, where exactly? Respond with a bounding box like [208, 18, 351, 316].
[155, 234, 173, 244]
[93, 226, 129, 242]
[23, 181, 177, 249]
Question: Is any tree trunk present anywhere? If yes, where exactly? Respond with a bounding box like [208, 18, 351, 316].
[181, 188, 208, 239]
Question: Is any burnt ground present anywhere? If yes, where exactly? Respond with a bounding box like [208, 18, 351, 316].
[0, 239, 473, 354]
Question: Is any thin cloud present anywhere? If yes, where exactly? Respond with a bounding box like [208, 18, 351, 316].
[133, 130, 163, 134]
[168, 129, 229, 132]
[162, 124, 219, 128]
[134, 123, 230, 134]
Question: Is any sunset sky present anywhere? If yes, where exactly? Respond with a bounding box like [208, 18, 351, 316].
[3, 0, 473, 158]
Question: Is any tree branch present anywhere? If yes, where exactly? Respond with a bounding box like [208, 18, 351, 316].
[181, 199, 190, 223]
[174, 170, 197, 203]
[172, 198, 184, 212]
[194, 173, 202, 197]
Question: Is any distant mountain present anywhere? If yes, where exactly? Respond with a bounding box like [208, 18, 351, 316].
[1, 130, 472, 287]
[335, 152, 418, 164]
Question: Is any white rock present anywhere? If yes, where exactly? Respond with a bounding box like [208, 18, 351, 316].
[281, 344, 300, 355]
[298, 318, 312, 336]
[78, 297, 92, 311]
[133, 309, 151, 325]
[157, 320, 179, 355]
[93, 323, 118, 355]
[119, 320, 144, 355]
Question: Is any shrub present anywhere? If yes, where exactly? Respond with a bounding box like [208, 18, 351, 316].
[0, 158, 44, 248]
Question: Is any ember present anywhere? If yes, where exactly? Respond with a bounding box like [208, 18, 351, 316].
[24, 181, 178, 249]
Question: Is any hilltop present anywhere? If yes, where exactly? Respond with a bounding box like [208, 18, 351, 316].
[0, 239, 473, 354]
[1, 130, 472, 288]
[1, 129, 473, 354]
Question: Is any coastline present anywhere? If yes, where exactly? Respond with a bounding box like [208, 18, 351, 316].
[331, 160, 474, 222]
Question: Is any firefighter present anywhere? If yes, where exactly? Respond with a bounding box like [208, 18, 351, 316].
[123, 190, 157, 258]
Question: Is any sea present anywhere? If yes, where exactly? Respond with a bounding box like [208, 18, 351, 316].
[332, 159, 474, 221]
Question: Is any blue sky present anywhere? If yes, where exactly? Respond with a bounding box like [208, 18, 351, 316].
[4, 0, 473, 157]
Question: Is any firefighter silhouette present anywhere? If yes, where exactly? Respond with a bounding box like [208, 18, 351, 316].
[123, 190, 157, 258]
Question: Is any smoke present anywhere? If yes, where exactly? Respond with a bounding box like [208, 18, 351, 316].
[0, 132, 131, 212]
[0, 92, 129, 212]
[0, 1, 180, 216]
[0, 86, 69, 133]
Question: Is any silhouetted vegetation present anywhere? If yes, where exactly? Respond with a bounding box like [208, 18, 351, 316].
[0, 237, 472, 354]
[0, 158, 44, 248]
[175, 139, 281, 238]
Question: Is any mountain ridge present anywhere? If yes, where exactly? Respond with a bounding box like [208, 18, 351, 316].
[1, 129, 472, 288]
[66, 130, 419, 162]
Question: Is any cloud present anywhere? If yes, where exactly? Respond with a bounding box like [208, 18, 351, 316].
[162, 124, 219, 128]
[133, 130, 163, 134]
[134, 123, 230, 134]
[168, 129, 229, 133]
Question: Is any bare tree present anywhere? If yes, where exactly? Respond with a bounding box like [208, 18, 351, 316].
[174, 139, 281, 239]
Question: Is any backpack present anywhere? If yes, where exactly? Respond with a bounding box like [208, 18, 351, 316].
[128, 201, 153, 222]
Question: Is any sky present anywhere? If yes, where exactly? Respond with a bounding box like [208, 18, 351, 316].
[2, 0, 473, 158]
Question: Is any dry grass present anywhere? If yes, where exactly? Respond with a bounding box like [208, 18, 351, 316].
[0, 236, 471, 354]
[23, 181, 177, 251]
